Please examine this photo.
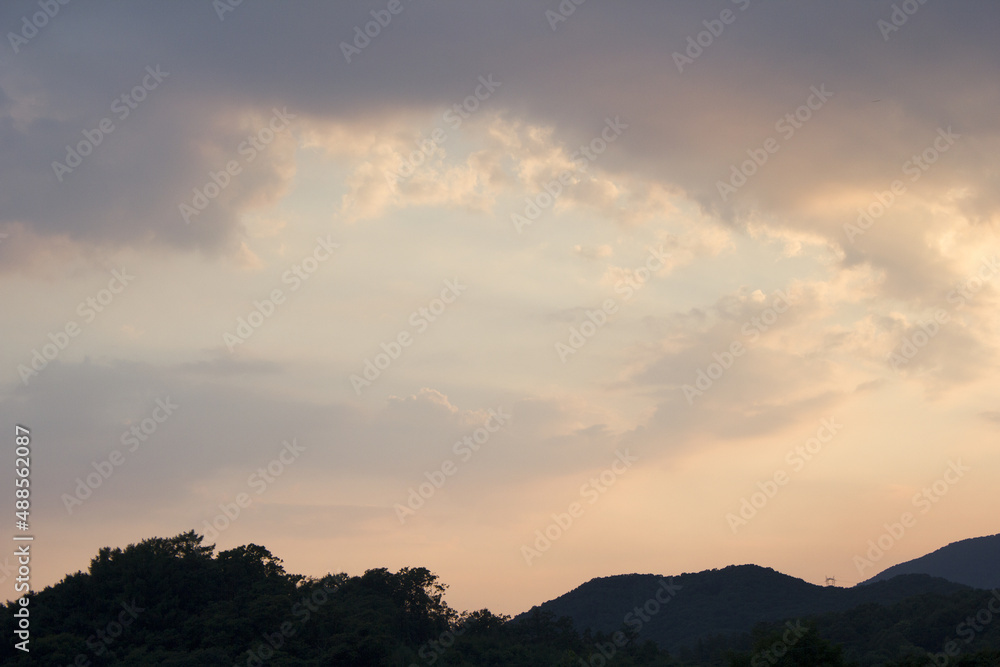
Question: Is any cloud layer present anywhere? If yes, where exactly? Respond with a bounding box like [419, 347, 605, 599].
[1, 0, 998, 614]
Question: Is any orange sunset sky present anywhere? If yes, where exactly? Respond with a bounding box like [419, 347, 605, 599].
[1, 0, 998, 615]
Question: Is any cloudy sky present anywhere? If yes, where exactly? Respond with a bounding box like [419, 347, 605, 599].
[2, 0, 998, 615]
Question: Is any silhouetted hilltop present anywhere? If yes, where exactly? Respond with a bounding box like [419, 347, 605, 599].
[5, 532, 1000, 666]
[0, 531, 665, 666]
[517, 564, 969, 652]
[861, 533, 1000, 590]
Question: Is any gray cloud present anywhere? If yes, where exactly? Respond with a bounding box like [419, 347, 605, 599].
[2, 1, 996, 279]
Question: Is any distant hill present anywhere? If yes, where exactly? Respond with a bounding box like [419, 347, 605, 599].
[861, 533, 1000, 590]
[2, 531, 668, 666]
[516, 564, 969, 653]
[5, 532, 1000, 665]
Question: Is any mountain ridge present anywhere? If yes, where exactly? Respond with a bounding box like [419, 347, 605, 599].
[861, 532, 1000, 590]
[516, 563, 971, 652]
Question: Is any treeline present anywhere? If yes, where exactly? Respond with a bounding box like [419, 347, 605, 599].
[0, 531, 672, 665]
[2, 532, 998, 666]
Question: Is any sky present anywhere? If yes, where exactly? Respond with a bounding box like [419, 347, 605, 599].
[1, 0, 998, 616]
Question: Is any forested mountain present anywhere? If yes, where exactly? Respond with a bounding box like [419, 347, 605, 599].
[518, 565, 971, 653]
[1, 531, 668, 666]
[861, 533, 1000, 590]
[3, 532, 999, 666]
[523, 565, 1000, 665]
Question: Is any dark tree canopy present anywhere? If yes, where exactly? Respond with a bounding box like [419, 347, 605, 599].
[3, 532, 1000, 666]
